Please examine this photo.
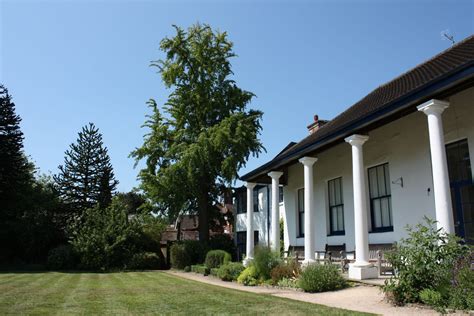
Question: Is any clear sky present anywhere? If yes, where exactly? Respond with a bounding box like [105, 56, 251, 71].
[1, 0, 473, 192]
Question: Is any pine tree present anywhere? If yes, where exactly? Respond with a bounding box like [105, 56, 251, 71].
[0, 84, 34, 261]
[54, 123, 118, 217]
[0, 84, 32, 218]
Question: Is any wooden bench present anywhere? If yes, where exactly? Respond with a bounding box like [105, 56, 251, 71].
[315, 244, 347, 270]
[283, 246, 305, 264]
[343, 243, 395, 275]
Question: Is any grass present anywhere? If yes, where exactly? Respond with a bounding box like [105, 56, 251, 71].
[0, 271, 371, 315]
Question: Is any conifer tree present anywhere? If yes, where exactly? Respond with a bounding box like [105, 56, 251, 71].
[0, 84, 32, 219]
[0, 84, 34, 261]
[54, 123, 118, 217]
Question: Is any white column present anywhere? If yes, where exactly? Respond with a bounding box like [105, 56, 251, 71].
[243, 182, 256, 266]
[298, 156, 318, 265]
[345, 134, 377, 279]
[417, 99, 454, 234]
[268, 171, 284, 252]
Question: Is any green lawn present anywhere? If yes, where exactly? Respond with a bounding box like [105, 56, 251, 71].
[0, 271, 370, 315]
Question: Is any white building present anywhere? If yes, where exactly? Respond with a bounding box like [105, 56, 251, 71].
[240, 35, 474, 279]
[233, 184, 286, 261]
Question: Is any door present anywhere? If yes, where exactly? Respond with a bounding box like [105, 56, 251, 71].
[446, 139, 474, 244]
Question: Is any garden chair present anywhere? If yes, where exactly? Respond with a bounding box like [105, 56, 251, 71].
[315, 243, 347, 270]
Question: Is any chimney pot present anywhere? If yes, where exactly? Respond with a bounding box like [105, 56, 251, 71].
[307, 114, 327, 135]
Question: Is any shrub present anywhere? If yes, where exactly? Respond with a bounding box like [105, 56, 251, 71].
[277, 277, 299, 289]
[70, 206, 143, 270]
[170, 240, 208, 269]
[217, 262, 245, 281]
[47, 245, 76, 270]
[170, 243, 188, 269]
[237, 266, 259, 286]
[298, 264, 346, 293]
[191, 264, 210, 275]
[270, 259, 300, 285]
[448, 255, 474, 310]
[205, 250, 231, 269]
[251, 245, 281, 281]
[210, 268, 219, 277]
[208, 234, 236, 259]
[383, 217, 469, 306]
[184, 266, 191, 272]
[419, 289, 444, 310]
[127, 252, 161, 270]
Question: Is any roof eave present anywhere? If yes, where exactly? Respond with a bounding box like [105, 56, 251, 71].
[240, 62, 474, 183]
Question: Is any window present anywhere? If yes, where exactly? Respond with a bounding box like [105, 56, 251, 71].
[235, 189, 247, 214]
[297, 188, 305, 237]
[236, 231, 259, 261]
[279, 186, 284, 203]
[446, 139, 472, 183]
[253, 188, 259, 212]
[328, 177, 344, 235]
[368, 163, 393, 232]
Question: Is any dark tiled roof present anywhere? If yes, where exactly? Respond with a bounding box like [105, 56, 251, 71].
[241, 35, 474, 181]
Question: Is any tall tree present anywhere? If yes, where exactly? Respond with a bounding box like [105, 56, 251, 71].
[54, 123, 118, 217]
[0, 85, 32, 212]
[0, 84, 34, 261]
[131, 24, 264, 241]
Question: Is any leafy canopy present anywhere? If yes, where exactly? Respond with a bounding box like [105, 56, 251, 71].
[131, 24, 264, 231]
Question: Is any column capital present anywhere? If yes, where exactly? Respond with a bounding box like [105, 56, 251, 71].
[298, 156, 318, 166]
[267, 171, 284, 179]
[245, 182, 257, 189]
[345, 134, 369, 147]
[417, 99, 449, 116]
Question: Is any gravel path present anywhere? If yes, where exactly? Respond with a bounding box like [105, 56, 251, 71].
[166, 271, 447, 315]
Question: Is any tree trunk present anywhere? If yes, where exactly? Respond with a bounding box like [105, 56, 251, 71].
[197, 191, 210, 242]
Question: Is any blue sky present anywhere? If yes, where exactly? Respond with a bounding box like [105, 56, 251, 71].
[1, 0, 473, 192]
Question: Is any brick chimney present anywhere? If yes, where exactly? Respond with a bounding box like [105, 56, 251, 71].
[307, 115, 328, 134]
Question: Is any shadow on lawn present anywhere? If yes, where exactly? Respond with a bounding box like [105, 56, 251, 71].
[0, 264, 169, 274]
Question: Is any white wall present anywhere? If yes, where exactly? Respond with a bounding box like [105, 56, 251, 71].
[235, 185, 286, 247]
[282, 86, 474, 252]
[235, 186, 270, 246]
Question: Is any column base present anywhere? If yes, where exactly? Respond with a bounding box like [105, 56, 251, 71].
[301, 259, 316, 267]
[348, 263, 378, 280]
[243, 257, 253, 267]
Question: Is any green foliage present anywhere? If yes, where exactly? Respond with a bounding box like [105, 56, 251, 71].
[217, 262, 245, 281]
[70, 205, 141, 270]
[208, 234, 236, 259]
[54, 123, 118, 220]
[131, 24, 264, 241]
[127, 252, 162, 270]
[298, 264, 347, 293]
[205, 250, 231, 269]
[447, 254, 474, 310]
[191, 264, 210, 275]
[183, 266, 191, 272]
[383, 217, 469, 306]
[277, 277, 300, 289]
[0, 84, 32, 219]
[237, 266, 258, 286]
[0, 85, 60, 264]
[419, 289, 445, 311]
[47, 245, 76, 270]
[170, 240, 208, 269]
[210, 268, 219, 277]
[113, 191, 148, 215]
[270, 259, 301, 285]
[250, 245, 281, 281]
